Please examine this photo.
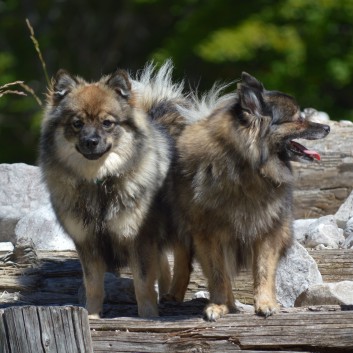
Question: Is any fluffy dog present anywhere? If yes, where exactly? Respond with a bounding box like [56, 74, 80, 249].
[39, 62, 186, 318]
[167, 72, 330, 320]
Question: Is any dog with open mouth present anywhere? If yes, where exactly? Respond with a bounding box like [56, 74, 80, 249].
[166, 72, 330, 320]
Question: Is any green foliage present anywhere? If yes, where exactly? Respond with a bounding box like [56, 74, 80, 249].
[197, 20, 305, 67]
[152, 0, 353, 119]
[0, 52, 16, 84]
[1, 0, 353, 164]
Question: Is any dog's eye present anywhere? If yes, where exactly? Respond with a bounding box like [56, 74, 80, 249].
[102, 120, 115, 129]
[72, 119, 84, 130]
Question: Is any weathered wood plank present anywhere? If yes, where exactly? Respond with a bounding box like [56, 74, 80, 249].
[91, 330, 309, 353]
[0, 276, 40, 291]
[0, 250, 353, 352]
[0, 309, 10, 353]
[1, 250, 353, 310]
[310, 249, 353, 283]
[0, 306, 93, 353]
[89, 306, 353, 352]
[91, 331, 308, 353]
[91, 334, 311, 353]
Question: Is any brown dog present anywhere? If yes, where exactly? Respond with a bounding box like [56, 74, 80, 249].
[167, 72, 330, 320]
[39, 62, 187, 318]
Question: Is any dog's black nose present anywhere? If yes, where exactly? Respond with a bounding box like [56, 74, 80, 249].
[85, 137, 99, 148]
[323, 125, 330, 134]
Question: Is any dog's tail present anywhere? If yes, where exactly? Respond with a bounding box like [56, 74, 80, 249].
[131, 60, 237, 133]
[131, 60, 190, 137]
[179, 82, 237, 123]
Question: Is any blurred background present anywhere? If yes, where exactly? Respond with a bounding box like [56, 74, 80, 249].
[1, 0, 353, 164]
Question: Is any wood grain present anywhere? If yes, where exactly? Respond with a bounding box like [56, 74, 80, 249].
[0, 306, 93, 353]
[1, 250, 353, 352]
[89, 306, 353, 353]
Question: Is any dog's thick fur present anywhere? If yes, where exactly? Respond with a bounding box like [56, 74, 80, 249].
[167, 72, 330, 320]
[39, 61, 187, 318]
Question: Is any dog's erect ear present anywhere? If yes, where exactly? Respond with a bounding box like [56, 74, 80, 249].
[237, 72, 265, 116]
[238, 84, 264, 116]
[241, 72, 264, 92]
[52, 69, 78, 99]
[106, 70, 131, 99]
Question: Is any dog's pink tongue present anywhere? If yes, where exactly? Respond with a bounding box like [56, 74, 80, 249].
[304, 149, 321, 160]
[291, 141, 321, 161]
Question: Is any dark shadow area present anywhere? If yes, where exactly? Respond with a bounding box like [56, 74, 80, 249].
[0, 251, 208, 318]
[0, 256, 83, 309]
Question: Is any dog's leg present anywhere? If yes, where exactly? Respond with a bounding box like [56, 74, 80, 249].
[157, 251, 171, 299]
[129, 242, 159, 318]
[77, 246, 106, 319]
[253, 223, 291, 317]
[163, 242, 192, 302]
[195, 236, 235, 321]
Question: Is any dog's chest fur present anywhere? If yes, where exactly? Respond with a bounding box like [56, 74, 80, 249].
[75, 178, 147, 227]
[49, 172, 153, 244]
[179, 152, 292, 241]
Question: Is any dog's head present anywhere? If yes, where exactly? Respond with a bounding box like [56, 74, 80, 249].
[233, 72, 330, 166]
[42, 69, 148, 179]
[50, 69, 133, 160]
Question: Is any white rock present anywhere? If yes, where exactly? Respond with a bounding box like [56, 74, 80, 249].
[304, 215, 345, 249]
[0, 163, 74, 250]
[15, 206, 75, 251]
[335, 190, 353, 228]
[303, 108, 330, 123]
[0, 163, 51, 243]
[0, 242, 14, 255]
[295, 281, 353, 306]
[276, 241, 323, 307]
[339, 120, 353, 126]
[192, 291, 209, 300]
[343, 217, 353, 249]
[293, 218, 316, 244]
[234, 300, 255, 314]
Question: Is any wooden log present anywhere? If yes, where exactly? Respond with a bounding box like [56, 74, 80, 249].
[293, 122, 353, 218]
[0, 306, 93, 353]
[0, 251, 353, 352]
[89, 306, 353, 353]
[309, 248, 353, 282]
[1, 250, 353, 310]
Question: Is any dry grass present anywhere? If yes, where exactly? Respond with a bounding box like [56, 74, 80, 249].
[0, 81, 42, 106]
[0, 19, 46, 106]
[0, 81, 27, 98]
[26, 18, 50, 87]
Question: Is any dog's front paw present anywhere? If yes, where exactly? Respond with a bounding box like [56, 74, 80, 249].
[87, 313, 101, 319]
[204, 303, 229, 321]
[86, 301, 103, 319]
[255, 300, 279, 318]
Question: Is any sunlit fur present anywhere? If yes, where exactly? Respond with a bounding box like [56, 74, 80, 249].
[166, 72, 330, 321]
[39, 62, 188, 318]
[130, 60, 190, 138]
